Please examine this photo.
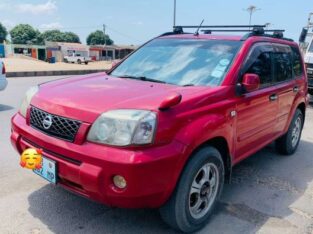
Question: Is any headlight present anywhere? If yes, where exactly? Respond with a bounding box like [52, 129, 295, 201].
[87, 109, 157, 146]
[19, 86, 39, 117]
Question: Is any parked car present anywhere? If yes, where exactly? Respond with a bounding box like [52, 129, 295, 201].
[0, 61, 7, 91]
[64, 53, 91, 65]
[11, 25, 308, 233]
[298, 14, 313, 96]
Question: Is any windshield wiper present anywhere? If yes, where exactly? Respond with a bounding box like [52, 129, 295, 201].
[119, 75, 166, 84]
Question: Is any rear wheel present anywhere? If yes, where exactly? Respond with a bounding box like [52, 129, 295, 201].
[159, 146, 224, 233]
[276, 109, 303, 155]
[77, 59, 82, 64]
[64, 58, 68, 63]
[85, 61, 88, 65]
[309, 89, 313, 96]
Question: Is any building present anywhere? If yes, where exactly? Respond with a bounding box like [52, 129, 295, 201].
[89, 45, 137, 61]
[5, 43, 47, 61]
[45, 42, 90, 62]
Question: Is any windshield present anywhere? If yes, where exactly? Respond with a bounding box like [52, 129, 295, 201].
[110, 38, 241, 86]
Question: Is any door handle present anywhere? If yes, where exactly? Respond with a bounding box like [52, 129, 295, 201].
[269, 94, 278, 102]
[293, 86, 299, 93]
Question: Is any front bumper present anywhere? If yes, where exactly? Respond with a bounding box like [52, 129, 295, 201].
[307, 69, 313, 88]
[11, 113, 186, 208]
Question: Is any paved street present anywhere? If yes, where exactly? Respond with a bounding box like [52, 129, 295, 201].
[0, 76, 313, 234]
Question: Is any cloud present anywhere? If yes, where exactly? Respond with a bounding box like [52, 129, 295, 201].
[16, 0, 57, 15]
[39, 22, 63, 30]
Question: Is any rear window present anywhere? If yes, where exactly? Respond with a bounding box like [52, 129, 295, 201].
[111, 39, 242, 86]
[291, 47, 304, 77]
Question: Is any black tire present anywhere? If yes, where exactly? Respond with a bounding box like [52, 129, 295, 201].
[77, 59, 81, 64]
[159, 146, 224, 233]
[276, 109, 303, 155]
[85, 61, 88, 65]
[309, 89, 313, 96]
[64, 58, 68, 63]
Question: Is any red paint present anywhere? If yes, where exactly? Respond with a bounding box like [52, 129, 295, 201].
[242, 74, 260, 92]
[159, 92, 182, 110]
[11, 34, 308, 208]
[31, 49, 37, 59]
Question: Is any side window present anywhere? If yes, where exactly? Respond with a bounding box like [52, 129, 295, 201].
[246, 52, 272, 87]
[291, 47, 304, 77]
[272, 51, 293, 82]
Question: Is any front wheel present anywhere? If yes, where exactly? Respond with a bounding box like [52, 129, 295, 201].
[276, 109, 303, 155]
[159, 146, 224, 233]
[309, 89, 313, 96]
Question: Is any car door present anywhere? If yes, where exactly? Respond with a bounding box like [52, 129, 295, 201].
[235, 43, 279, 160]
[271, 44, 296, 134]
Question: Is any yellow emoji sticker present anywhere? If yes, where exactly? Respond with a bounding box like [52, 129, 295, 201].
[20, 148, 43, 170]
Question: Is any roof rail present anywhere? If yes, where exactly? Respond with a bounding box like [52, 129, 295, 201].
[167, 25, 292, 42]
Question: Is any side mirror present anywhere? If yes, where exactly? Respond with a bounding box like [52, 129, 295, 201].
[299, 28, 308, 43]
[242, 73, 260, 93]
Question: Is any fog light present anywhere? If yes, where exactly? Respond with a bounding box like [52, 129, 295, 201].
[113, 175, 127, 189]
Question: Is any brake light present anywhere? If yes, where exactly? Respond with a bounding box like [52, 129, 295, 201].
[2, 63, 5, 74]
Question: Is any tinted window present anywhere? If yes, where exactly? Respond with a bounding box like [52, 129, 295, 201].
[272, 52, 292, 82]
[292, 47, 304, 77]
[246, 52, 272, 87]
[111, 39, 242, 86]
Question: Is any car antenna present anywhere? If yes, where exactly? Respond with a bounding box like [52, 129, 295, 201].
[194, 19, 204, 36]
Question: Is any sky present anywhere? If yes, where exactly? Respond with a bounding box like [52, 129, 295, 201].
[0, 0, 310, 45]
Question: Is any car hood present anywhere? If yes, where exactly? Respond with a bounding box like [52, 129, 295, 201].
[31, 73, 207, 123]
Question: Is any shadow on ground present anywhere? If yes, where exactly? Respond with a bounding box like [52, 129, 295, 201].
[0, 104, 14, 112]
[28, 140, 313, 234]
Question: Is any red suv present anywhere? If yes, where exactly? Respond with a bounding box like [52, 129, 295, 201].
[11, 25, 308, 232]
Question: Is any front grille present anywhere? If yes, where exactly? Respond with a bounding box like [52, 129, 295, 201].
[30, 106, 81, 142]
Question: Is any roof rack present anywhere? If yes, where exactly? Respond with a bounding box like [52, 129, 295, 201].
[166, 25, 292, 42]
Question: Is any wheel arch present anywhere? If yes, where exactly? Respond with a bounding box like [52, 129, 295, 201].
[188, 136, 232, 184]
[297, 102, 306, 125]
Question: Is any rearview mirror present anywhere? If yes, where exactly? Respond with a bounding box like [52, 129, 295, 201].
[242, 73, 260, 93]
[299, 28, 308, 43]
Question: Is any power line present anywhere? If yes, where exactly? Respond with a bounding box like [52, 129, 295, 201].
[38, 23, 142, 43]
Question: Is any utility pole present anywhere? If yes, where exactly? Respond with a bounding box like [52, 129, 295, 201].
[103, 24, 106, 46]
[244, 5, 260, 27]
[173, 0, 176, 27]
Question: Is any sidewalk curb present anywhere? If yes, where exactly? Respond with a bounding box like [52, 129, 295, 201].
[6, 69, 108, 78]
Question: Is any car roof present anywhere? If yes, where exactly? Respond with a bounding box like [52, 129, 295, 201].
[159, 34, 243, 41]
[159, 34, 299, 47]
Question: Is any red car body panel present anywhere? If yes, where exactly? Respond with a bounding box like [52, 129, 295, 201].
[11, 34, 308, 208]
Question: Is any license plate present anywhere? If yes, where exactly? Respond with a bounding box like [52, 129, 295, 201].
[33, 156, 57, 184]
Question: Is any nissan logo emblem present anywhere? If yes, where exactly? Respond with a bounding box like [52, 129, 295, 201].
[42, 115, 53, 130]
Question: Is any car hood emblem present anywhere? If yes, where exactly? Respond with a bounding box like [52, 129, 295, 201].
[42, 115, 53, 130]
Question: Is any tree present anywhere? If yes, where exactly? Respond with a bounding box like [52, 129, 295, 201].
[41, 30, 64, 42]
[86, 30, 114, 45]
[63, 32, 80, 43]
[42, 30, 80, 43]
[10, 24, 43, 45]
[0, 23, 8, 43]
